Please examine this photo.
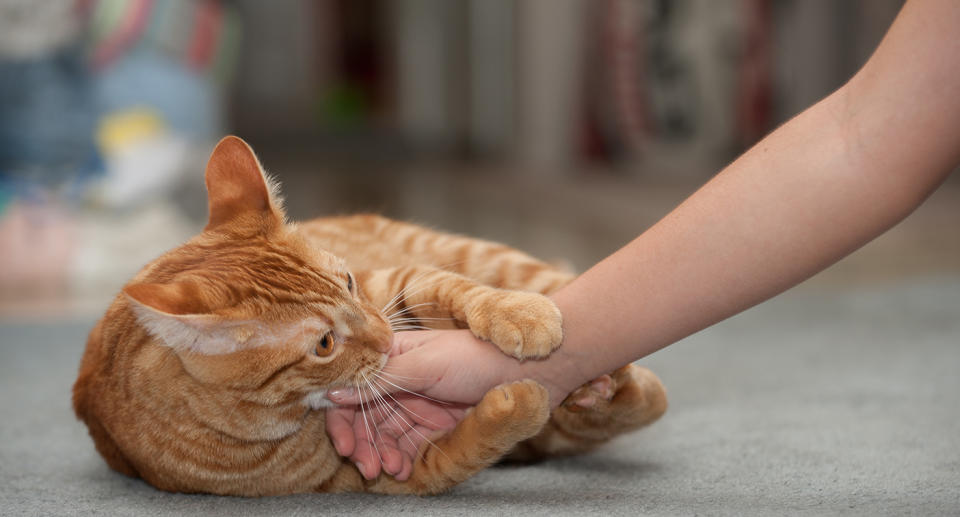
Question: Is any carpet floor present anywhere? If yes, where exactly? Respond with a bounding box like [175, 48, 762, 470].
[2, 277, 958, 516]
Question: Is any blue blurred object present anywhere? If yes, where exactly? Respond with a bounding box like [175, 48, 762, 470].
[94, 49, 221, 142]
[0, 45, 100, 189]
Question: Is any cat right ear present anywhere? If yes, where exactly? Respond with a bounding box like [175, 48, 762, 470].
[123, 282, 221, 353]
[204, 136, 283, 231]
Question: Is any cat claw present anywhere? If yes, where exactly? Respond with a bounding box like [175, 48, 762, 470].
[563, 374, 615, 411]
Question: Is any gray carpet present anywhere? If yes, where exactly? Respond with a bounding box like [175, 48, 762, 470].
[2, 278, 958, 516]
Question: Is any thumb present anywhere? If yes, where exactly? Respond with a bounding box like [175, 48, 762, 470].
[390, 329, 439, 356]
[326, 331, 441, 405]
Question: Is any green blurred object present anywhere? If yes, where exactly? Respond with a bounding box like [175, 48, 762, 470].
[316, 83, 370, 130]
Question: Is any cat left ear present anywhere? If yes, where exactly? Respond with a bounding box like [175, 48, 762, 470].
[204, 136, 283, 231]
[123, 282, 221, 353]
[124, 281, 211, 316]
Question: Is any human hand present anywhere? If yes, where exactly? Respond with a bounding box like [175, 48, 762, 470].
[324, 389, 468, 481]
[325, 328, 567, 480]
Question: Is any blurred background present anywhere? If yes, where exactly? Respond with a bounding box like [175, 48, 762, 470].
[0, 0, 957, 319]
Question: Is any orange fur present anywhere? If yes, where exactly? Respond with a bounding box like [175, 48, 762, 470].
[72, 136, 666, 496]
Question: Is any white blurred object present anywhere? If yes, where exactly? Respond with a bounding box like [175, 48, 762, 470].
[70, 200, 199, 297]
[88, 107, 193, 209]
[516, 0, 587, 172]
[0, 0, 78, 59]
[93, 133, 190, 208]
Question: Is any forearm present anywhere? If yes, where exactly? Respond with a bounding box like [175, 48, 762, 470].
[525, 0, 960, 402]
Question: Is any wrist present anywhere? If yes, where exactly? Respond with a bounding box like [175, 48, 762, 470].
[515, 343, 591, 408]
[498, 282, 620, 407]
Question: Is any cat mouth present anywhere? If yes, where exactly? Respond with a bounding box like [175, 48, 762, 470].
[304, 350, 390, 411]
[354, 354, 388, 387]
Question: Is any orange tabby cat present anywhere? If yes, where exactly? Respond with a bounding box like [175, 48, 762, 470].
[72, 136, 667, 496]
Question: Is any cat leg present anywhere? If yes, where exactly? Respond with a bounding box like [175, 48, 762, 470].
[368, 380, 551, 495]
[363, 266, 563, 359]
[506, 364, 667, 461]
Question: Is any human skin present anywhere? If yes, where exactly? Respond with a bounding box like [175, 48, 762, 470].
[326, 0, 960, 481]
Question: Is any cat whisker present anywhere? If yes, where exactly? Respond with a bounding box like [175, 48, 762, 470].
[362, 375, 424, 458]
[364, 373, 450, 467]
[387, 317, 437, 331]
[386, 300, 435, 316]
[390, 318, 420, 325]
[380, 277, 420, 314]
[381, 278, 425, 314]
[381, 271, 436, 314]
[361, 374, 401, 450]
[371, 370, 451, 406]
[366, 376, 450, 463]
[428, 258, 471, 275]
[371, 369, 434, 382]
[385, 302, 437, 322]
[355, 378, 385, 470]
[381, 270, 452, 317]
[368, 376, 445, 429]
[391, 325, 433, 332]
[388, 316, 454, 324]
[362, 372, 410, 438]
[381, 292, 406, 316]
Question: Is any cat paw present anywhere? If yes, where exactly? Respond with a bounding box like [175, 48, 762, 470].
[557, 364, 668, 433]
[476, 380, 551, 434]
[560, 374, 615, 413]
[465, 290, 563, 360]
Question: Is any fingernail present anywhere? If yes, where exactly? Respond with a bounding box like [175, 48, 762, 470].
[356, 462, 369, 479]
[327, 388, 356, 402]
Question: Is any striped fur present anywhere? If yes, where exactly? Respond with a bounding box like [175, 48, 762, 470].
[72, 136, 666, 496]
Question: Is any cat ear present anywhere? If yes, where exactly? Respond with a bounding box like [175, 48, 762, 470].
[123, 282, 221, 353]
[204, 135, 283, 230]
[124, 281, 211, 315]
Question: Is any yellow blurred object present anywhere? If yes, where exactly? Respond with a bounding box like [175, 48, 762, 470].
[96, 108, 166, 155]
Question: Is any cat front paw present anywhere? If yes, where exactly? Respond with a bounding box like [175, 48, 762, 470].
[477, 380, 551, 433]
[465, 290, 563, 360]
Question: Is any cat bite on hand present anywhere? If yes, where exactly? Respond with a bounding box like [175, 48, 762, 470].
[72, 136, 667, 496]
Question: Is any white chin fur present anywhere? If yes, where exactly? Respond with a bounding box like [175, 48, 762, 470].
[304, 390, 333, 409]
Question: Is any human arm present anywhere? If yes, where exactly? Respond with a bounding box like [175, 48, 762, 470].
[327, 0, 960, 476]
[540, 0, 960, 388]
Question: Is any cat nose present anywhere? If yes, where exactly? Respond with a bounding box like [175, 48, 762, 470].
[356, 330, 391, 354]
[371, 337, 391, 354]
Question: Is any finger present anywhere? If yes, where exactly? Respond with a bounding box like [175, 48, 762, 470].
[390, 330, 436, 355]
[396, 397, 463, 429]
[352, 405, 374, 443]
[328, 354, 434, 405]
[324, 407, 357, 457]
[395, 449, 413, 481]
[354, 398, 407, 479]
[401, 422, 443, 459]
[374, 407, 414, 436]
[350, 438, 382, 480]
[327, 387, 363, 405]
[397, 429, 422, 460]
[378, 438, 404, 477]
[365, 402, 405, 477]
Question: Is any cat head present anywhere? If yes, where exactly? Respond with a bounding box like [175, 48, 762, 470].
[121, 136, 390, 407]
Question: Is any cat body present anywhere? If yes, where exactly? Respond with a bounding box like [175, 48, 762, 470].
[72, 136, 667, 496]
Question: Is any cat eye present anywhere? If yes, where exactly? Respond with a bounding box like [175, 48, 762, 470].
[346, 273, 354, 293]
[315, 332, 335, 357]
